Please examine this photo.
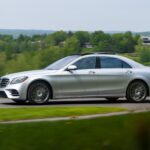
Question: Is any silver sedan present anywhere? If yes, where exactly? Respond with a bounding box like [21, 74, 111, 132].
[0, 53, 150, 104]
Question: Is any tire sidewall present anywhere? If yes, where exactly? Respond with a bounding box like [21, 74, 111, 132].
[126, 81, 147, 103]
[28, 81, 50, 104]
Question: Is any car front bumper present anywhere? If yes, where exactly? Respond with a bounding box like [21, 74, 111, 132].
[0, 83, 28, 100]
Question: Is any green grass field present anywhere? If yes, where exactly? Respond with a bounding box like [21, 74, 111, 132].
[0, 107, 126, 121]
[0, 112, 150, 150]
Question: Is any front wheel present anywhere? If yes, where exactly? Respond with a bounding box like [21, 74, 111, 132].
[126, 81, 148, 103]
[28, 81, 51, 104]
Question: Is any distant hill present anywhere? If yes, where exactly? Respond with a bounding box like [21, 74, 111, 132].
[0, 29, 55, 38]
[106, 31, 150, 36]
[0, 29, 150, 38]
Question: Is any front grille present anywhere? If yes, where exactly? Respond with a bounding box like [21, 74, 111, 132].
[0, 78, 10, 88]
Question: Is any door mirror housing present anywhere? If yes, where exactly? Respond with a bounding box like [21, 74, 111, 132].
[67, 65, 77, 71]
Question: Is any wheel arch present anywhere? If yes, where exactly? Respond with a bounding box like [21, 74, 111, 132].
[27, 79, 53, 100]
[127, 79, 149, 96]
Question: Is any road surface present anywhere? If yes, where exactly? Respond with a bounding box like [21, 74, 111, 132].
[0, 98, 150, 111]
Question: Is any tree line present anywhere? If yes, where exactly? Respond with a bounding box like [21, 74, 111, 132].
[0, 31, 142, 75]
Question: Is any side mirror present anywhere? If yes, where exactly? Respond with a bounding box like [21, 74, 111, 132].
[67, 65, 77, 71]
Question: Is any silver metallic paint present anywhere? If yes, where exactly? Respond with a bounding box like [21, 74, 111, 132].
[0, 54, 150, 101]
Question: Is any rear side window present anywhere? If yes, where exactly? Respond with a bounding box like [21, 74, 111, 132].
[74, 57, 96, 70]
[100, 57, 131, 69]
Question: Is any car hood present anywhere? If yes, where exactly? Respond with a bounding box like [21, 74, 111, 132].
[2, 70, 58, 79]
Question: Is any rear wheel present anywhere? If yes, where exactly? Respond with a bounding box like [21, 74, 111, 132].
[106, 97, 119, 102]
[28, 81, 51, 104]
[126, 81, 148, 103]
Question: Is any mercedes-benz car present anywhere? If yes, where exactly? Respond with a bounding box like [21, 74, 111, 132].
[0, 53, 150, 104]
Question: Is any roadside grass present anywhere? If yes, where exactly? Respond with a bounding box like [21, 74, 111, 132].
[0, 112, 150, 150]
[0, 106, 127, 121]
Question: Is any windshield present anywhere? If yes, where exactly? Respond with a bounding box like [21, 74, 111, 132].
[45, 55, 80, 70]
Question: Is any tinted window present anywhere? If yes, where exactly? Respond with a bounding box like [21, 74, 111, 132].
[74, 57, 96, 70]
[123, 62, 132, 68]
[100, 57, 131, 69]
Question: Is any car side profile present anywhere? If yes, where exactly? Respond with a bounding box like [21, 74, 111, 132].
[0, 53, 150, 104]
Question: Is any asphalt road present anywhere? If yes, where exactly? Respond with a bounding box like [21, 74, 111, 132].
[1, 98, 150, 111]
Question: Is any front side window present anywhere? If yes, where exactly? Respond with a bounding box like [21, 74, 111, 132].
[45, 55, 79, 70]
[100, 57, 131, 69]
[74, 57, 96, 70]
[123, 62, 132, 68]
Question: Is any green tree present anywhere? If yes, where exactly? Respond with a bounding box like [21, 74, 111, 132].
[63, 37, 80, 55]
[74, 31, 90, 47]
[0, 52, 7, 75]
[91, 31, 111, 45]
[4, 52, 37, 74]
[96, 41, 116, 52]
[49, 31, 68, 46]
[33, 47, 63, 68]
[136, 46, 150, 63]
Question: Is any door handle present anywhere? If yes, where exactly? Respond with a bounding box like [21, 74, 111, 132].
[89, 71, 95, 74]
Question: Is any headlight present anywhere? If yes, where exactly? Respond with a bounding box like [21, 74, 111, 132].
[11, 76, 28, 84]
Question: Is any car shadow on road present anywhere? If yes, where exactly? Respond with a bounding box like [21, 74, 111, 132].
[1, 99, 150, 106]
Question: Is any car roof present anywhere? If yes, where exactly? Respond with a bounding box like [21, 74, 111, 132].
[80, 52, 116, 56]
[71, 52, 117, 58]
[76, 53, 118, 59]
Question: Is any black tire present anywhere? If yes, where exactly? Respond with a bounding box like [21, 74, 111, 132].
[126, 81, 148, 103]
[12, 99, 26, 104]
[28, 81, 51, 104]
[106, 97, 119, 102]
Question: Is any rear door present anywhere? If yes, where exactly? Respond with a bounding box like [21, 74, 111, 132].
[94, 56, 133, 97]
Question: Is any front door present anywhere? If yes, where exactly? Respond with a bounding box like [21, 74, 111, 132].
[56, 56, 97, 98]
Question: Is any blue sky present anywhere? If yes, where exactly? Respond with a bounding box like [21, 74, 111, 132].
[0, 0, 149, 31]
